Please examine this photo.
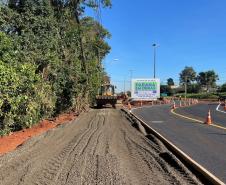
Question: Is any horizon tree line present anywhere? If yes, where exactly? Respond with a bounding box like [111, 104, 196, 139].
[165, 66, 226, 94]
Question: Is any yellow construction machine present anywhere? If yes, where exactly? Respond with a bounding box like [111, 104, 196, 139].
[96, 83, 117, 108]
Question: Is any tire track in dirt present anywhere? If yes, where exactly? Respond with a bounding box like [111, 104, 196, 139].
[0, 111, 97, 185]
[34, 113, 102, 185]
[0, 109, 203, 185]
[61, 114, 104, 184]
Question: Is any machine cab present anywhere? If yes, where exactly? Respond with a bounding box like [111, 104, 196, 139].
[99, 84, 115, 96]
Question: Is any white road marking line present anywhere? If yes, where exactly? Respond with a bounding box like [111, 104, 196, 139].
[216, 103, 226, 114]
[131, 106, 144, 111]
[151, 121, 164, 123]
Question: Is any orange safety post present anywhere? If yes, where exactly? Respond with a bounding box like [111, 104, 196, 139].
[179, 101, 182, 107]
[205, 109, 212, 125]
[128, 102, 132, 111]
[172, 102, 176, 109]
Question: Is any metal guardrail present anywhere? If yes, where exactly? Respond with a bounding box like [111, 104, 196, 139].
[122, 107, 225, 185]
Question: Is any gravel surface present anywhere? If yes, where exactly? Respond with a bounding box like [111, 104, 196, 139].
[0, 109, 202, 185]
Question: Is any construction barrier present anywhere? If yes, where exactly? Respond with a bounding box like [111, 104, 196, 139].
[172, 102, 176, 109]
[128, 102, 132, 111]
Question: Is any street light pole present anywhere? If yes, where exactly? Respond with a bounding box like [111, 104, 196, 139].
[185, 76, 187, 100]
[152, 44, 159, 79]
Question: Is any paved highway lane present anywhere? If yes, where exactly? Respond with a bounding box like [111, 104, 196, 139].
[132, 105, 226, 183]
[175, 103, 226, 128]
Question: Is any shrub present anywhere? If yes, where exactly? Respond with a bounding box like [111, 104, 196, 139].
[0, 32, 56, 135]
[175, 93, 218, 99]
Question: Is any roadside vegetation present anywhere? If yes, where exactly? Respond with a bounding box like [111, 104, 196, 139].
[161, 66, 226, 99]
[0, 0, 111, 135]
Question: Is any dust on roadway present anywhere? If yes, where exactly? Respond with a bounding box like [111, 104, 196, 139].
[0, 109, 203, 185]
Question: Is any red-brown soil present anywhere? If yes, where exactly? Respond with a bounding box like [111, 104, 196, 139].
[0, 112, 77, 155]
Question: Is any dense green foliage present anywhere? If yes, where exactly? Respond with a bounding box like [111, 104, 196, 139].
[175, 93, 219, 100]
[197, 70, 219, 91]
[179, 66, 196, 85]
[220, 83, 226, 92]
[0, 0, 111, 135]
[179, 67, 219, 94]
[160, 85, 172, 96]
[167, 78, 174, 86]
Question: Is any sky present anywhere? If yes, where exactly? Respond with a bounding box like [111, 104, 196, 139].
[88, 0, 226, 92]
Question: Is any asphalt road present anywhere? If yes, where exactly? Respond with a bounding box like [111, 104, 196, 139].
[132, 105, 226, 183]
[0, 109, 201, 185]
[175, 103, 226, 128]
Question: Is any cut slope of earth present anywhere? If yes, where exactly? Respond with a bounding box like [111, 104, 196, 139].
[0, 112, 77, 155]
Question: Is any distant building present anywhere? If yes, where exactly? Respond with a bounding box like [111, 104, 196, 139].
[169, 85, 180, 89]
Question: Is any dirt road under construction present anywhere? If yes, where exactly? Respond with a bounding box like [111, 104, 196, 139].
[0, 108, 202, 185]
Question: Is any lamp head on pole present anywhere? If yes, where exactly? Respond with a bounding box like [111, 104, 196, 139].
[152, 43, 159, 47]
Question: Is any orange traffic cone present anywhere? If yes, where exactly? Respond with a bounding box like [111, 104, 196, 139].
[128, 102, 132, 111]
[205, 110, 212, 125]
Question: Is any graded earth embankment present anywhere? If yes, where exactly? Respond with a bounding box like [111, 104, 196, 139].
[0, 109, 202, 185]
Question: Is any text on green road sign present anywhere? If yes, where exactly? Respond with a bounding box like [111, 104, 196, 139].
[135, 82, 157, 91]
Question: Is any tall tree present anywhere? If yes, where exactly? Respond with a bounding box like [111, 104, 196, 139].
[197, 70, 219, 92]
[220, 83, 226, 92]
[167, 78, 174, 86]
[179, 66, 196, 85]
[0, 0, 112, 135]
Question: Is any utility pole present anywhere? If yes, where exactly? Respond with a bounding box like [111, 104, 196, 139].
[185, 76, 187, 100]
